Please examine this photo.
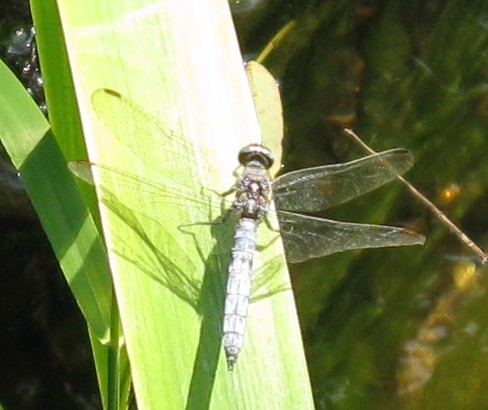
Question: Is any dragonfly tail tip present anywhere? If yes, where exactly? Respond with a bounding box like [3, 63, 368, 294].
[226, 355, 236, 371]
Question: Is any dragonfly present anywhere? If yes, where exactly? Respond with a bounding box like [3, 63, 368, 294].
[69, 89, 425, 370]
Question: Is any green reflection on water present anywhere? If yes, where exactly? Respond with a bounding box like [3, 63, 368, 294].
[240, 0, 488, 408]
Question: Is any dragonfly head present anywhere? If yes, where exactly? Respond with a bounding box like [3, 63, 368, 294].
[238, 144, 275, 170]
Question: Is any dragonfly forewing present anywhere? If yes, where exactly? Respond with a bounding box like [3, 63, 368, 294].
[91, 88, 207, 180]
[273, 149, 414, 213]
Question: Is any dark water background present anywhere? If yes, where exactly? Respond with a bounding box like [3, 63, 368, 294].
[234, 0, 488, 409]
[2, 0, 488, 408]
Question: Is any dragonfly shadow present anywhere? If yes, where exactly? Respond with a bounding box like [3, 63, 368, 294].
[179, 217, 231, 407]
[94, 181, 289, 403]
[100, 189, 203, 309]
[99, 187, 227, 402]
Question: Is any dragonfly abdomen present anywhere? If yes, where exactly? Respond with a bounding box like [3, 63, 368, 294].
[222, 217, 257, 370]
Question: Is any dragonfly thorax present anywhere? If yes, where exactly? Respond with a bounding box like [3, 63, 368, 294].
[232, 145, 274, 221]
[233, 174, 271, 220]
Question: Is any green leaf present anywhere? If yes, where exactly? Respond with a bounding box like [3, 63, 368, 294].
[246, 61, 283, 176]
[29, 0, 126, 407]
[0, 55, 114, 401]
[0, 59, 112, 340]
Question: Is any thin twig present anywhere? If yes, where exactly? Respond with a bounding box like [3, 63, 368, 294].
[344, 128, 488, 265]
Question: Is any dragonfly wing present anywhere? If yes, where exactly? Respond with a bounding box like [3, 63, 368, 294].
[68, 160, 225, 223]
[277, 211, 425, 263]
[69, 160, 206, 309]
[272, 149, 414, 213]
[91, 89, 200, 176]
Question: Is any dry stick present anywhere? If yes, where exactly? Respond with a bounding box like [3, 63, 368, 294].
[344, 128, 488, 265]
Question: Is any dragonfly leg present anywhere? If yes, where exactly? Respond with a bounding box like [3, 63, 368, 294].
[256, 233, 281, 253]
[219, 186, 235, 198]
[264, 213, 280, 232]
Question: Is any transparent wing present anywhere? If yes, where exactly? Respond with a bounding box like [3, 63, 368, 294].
[277, 210, 425, 263]
[272, 149, 414, 213]
[68, 160, 221, 223]
[91, 89, 203, 177]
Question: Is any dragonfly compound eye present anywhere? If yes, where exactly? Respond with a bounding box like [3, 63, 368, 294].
[238, 143, 275, 169]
